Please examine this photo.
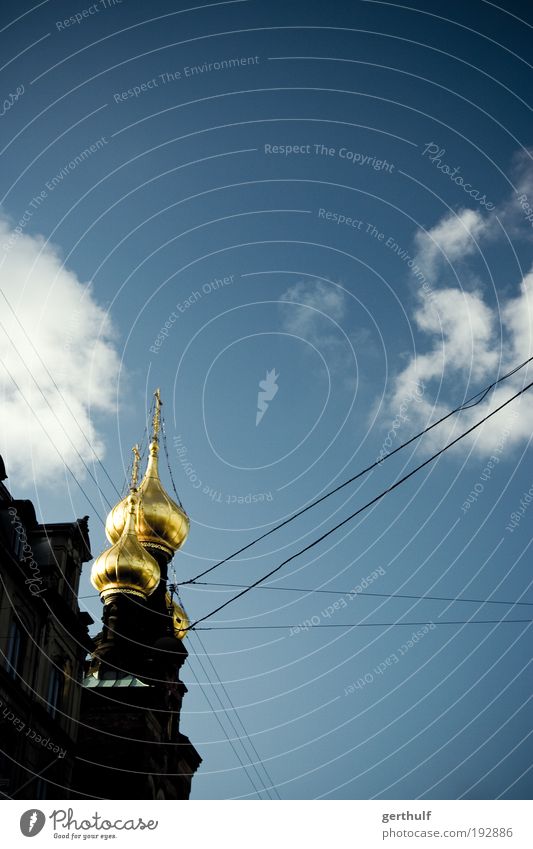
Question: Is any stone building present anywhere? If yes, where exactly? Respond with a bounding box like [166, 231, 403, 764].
[0, 455, 93, 798]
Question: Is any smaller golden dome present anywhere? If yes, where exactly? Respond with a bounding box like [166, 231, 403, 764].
[105, 444, 140, 545]
[91, 493, 161, 602]
[166, 591, 190, 640]
[105, 494, 129, 545]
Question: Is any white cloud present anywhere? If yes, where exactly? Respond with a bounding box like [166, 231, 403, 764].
[279, 279, 346, 338]
[0, 215, 121, 487]
[512, 149, 533, 199]
[279, 280, 356, 385]
[487, 148, 533, 240]
[413, 208, 491, 280]
[387, 206, 533, 458]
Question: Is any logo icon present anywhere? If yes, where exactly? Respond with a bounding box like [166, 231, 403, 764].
[256, 368, 279, 426]
[20, 810, 46, 837]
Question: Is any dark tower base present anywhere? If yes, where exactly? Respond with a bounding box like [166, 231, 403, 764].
[73, 671, 201, 800]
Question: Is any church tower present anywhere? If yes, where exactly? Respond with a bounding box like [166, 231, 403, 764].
[73, 391, 201, 800]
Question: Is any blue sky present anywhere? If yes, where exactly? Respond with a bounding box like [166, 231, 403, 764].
[0, 0, 532, 800]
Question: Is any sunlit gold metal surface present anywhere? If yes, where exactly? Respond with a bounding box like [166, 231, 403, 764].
[131, 444, 141, 489]
[136, 439, 189, 555]
[166, 592, 190, 640]
[105, 392, 189, 557]
[92, 493, 161, 601]
[105, 444, 140, 544]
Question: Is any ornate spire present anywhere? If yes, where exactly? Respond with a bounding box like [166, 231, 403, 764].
[131, 444, 141, 490]
[152, 388, 162, 443]
[104, 392, 189, 557]
[137, 390, 189, 556]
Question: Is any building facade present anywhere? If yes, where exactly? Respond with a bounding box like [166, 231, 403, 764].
[0, 456, 93, 799]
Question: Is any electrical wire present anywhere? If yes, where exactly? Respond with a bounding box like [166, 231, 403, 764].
[0, 357, 106, 524]
[0, 290, 122, 499]
[182, 355, 533, 586]
[185, 581, 533, 607]
[191, 630, 282, 799]
[120, 396, 153, 496]
[188, 377, 533, 629]
[195, 619, 533, 630]
[176, 582, 275, 798]
[0, 319, 115, 510]
[186, 648, 271, 799]
[161, 410, 185, 510]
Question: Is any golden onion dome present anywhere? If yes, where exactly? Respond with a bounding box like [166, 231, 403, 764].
[136, 439, 189, 556]
[91, 492, 161, 601]
[166, 591, 190, 640]
[105, 493, 129, 545]
[105, 441, 189, 556]
[105, 392, 189, 558]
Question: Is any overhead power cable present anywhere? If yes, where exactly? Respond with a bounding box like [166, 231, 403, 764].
[186, 647, 270, 799]
[191, 631, 282, 798]
[0, 289, 122, 499]
[195, 619, 533, 631]
[188, 377, 533, 629]
[161, 410, 185, 510]
[182, 355, 533, 586]
[120, 395, 153, 496]
[51, 584, 533, 609]
[0, 318, 114, 509]
[186, 581, 533, 608]
[0, 357, 106, 523]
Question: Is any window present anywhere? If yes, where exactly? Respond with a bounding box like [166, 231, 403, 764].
[5, 619, 24, 679]
[62, 556, 77, 607]
[0, 752, 12, 795]
[12, 529, 24, 561]
[46, 667, 64, 718]
[34, 778, 48, 799]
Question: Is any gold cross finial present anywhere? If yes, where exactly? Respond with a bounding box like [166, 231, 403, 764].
[130, 444, 141, 490]
[152, 388, 162, 442]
